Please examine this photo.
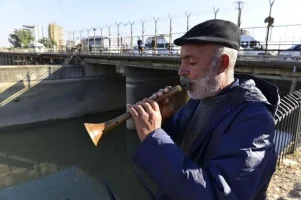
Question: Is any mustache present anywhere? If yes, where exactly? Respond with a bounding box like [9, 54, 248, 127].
[180, 76, 192, 90]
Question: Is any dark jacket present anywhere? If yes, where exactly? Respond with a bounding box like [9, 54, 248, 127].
[132, 74, 280, 200]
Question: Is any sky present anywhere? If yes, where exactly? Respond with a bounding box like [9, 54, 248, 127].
[0, 0, 301, 47]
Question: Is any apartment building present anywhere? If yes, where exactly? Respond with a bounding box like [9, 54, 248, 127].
[48, 23, 64, 47]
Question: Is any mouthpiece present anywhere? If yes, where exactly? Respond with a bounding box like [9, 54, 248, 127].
[180, 76, 191, 91]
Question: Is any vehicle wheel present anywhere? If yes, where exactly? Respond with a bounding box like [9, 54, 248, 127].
[257, 53, 265, 59]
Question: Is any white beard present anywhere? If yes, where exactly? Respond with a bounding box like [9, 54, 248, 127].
[187, 65, 222, 99]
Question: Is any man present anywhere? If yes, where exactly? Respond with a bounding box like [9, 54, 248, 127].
[137, 38, 143, 54]
[127, 19, 280, 200]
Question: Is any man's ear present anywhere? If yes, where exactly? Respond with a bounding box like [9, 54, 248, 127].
[219, 54, 230, 73]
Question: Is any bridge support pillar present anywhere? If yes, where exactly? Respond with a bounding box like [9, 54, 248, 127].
[3, 56, 7, 65]
[7, 56, 11, 65]
[5, 56, 8, 65]
[125, 66, 189, 130]
[290, 78, 297, 94]
[0, 55, 3, 65]
[84, 63, 126, 113]
[8, 56, 12, 65]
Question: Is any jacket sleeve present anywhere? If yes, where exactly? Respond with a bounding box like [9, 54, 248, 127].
[132, 103, 277, 200]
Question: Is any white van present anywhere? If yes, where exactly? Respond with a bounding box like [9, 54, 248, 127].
[239, 35, 277, 56]
[28, 43, 45, 53]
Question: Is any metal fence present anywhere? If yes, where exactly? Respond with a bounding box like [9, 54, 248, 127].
[274, 89, 301, 166]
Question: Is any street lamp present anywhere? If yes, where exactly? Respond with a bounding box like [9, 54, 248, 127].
[98, 26, 104, 52]
[115, 22, 121, 53]
[264, 0, 275, 54]
[106, 25, 112, 50]
[66, 31, 72, 50]
[86, 28, 91, 52]
[153, 17, 159, 50]
[78, 29, 84, 53]
[92, 27, 97, 53]
[72, 31, 76, 47]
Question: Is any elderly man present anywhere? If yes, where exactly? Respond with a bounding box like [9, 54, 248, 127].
[127, 19, 280, 200]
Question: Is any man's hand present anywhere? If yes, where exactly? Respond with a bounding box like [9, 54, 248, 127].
[150, 86, 175, 120]
[127, 98, 162, 142]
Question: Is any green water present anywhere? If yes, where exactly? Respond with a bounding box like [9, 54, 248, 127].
[0, 108, 157, 200]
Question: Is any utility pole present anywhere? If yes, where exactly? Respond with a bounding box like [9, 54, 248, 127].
[234, 1, 244, 28]
[153, 17, 159, 50]
[106, 25, 112, 49]
[213, 7, 219, 19]
[168, 14, 173, 53]
[140, 19, 146, 43]
[115, 22, 121, 52]
[264, 0, 275, 54]
[185, 11, 191, 31]
[128, 21, 135, 49]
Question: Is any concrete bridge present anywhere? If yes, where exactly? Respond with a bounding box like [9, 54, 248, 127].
[0, 51, 300, 130]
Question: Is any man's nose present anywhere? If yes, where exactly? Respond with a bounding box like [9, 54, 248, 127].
[178, 64, 189, 77]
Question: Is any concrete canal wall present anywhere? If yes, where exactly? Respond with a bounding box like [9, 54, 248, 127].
[0, 65, 126, 128]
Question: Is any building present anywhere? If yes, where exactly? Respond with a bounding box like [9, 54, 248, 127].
[23, 25, 44, 43]
[48, 23, 64, 47]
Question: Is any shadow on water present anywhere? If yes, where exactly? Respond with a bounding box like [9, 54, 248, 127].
[0, 108, 157, 200]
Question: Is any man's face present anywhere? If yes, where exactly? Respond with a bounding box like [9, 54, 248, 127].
[178, 44, 222, 99]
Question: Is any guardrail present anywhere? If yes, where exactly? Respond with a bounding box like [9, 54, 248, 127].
[1, 49, 301, 62]
[274, 89, 301, 166]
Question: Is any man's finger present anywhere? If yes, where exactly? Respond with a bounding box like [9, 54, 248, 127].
[150, 93, 157, 99]
[141, 101, 153, 114]
[127, 104, 139, 117]
[144, 98, 160, 112]
[163, 98, 169, 104]
[134, 103, 147, 116]
[157, 91, 164, 97]
[164, 86, 172, 93]
[150, 87, 171, 99]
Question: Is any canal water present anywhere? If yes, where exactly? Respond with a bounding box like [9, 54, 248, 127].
[0, 108, 157, 200]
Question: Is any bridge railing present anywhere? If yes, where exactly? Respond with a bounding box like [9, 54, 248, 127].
[274, 89, 301, 166]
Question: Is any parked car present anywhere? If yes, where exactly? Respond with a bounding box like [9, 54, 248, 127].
[279, 44, 301, 60]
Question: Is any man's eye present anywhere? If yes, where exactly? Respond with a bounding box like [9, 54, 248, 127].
[189, 62, 197, 65]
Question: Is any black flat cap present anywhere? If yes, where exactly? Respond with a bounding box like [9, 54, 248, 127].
[174, 19, 241, 50]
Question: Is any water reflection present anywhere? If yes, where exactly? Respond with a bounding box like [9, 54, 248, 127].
[0, 166, 113, 200]
[0, 108, 156, 200]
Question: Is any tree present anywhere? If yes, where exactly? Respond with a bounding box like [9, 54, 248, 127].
[39, 38, 57, 48]
[8, 29, 34, 48]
